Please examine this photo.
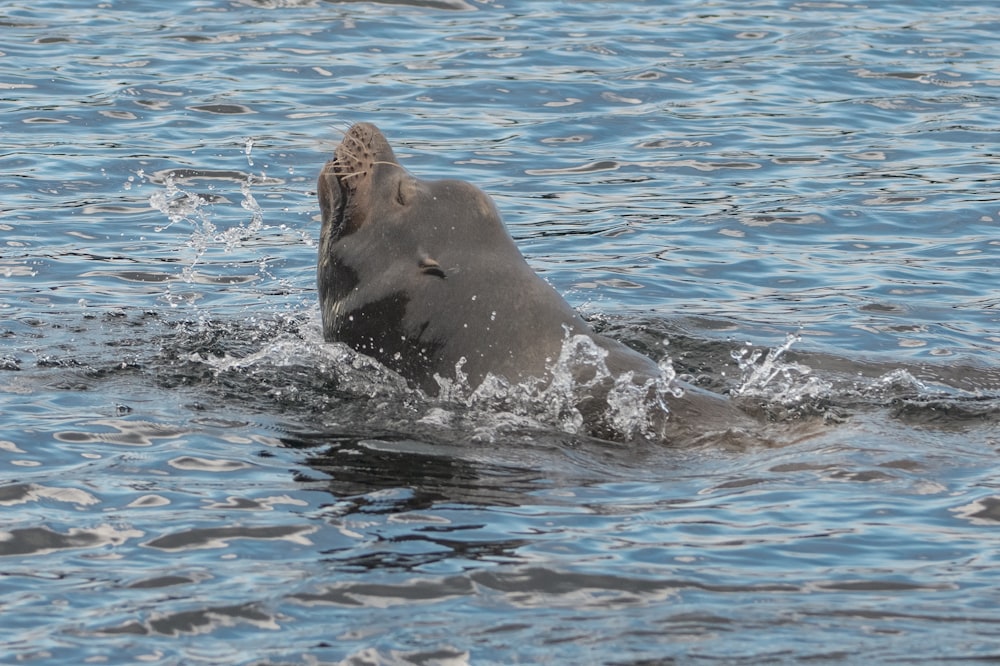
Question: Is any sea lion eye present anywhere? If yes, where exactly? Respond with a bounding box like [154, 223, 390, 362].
[419, 257, 446, 279]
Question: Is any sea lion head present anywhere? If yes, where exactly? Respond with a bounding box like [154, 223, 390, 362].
[316, 122, 530, 387]
[318, 122, 502, 250]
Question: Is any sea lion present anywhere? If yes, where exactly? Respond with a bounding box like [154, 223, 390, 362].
[317, 122, 750, 439]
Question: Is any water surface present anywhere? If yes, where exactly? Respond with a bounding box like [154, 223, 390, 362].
[2, 0, 999, 663]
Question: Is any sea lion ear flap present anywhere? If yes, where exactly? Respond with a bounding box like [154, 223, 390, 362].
[418, 257, 446, 279]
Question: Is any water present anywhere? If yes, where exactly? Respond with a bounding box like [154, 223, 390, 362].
[2, 0, 999, 663]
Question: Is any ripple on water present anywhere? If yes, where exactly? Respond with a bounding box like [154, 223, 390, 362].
[1, 0, 999, 664]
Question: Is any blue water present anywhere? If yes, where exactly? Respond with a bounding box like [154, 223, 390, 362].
[2, 0, 1000, 663]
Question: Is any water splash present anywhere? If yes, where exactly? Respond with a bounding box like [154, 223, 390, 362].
[871, 367, 928, 394]
[147, 171, 277, 290]
[147, 173, 212, 235]
[433, 331, 682, 440]
[605, 356, 683, 440]
[244, 137, 255, 167]
[182, 311, 411, 403]
[146, 174, 216, 287]
[731, 332, 831, 404]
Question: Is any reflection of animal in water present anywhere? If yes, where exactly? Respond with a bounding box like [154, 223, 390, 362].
[316, 122, 754, 439]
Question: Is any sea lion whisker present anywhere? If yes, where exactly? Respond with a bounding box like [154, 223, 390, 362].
[343, 133, 370, 154]
[330, 120, 353, 134]
[334, 169, 370, 180]
[325, 122, 352, 138]
[334, 143, 362, 162]
[334, 143, 382, 171]
[317, 123, 353, 152]
[332, 160, 404, 182]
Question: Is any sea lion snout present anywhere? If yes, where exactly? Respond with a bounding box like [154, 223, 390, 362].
[319, 123, 408, 238]
[333, 122, 399, 191]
